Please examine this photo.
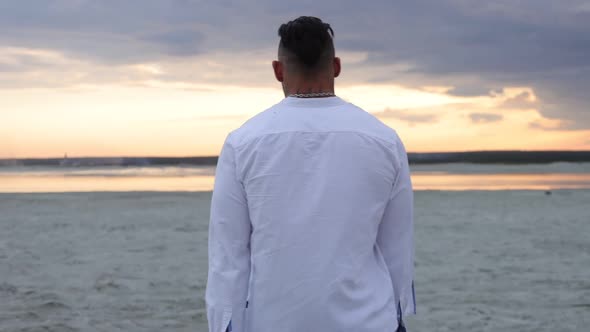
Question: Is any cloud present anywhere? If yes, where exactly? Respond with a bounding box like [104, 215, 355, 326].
[469, 113, 503, 124]
[447, 85, 498, 97]
[141, 29, 204, 56]
[501, 91, 538, 109]
[528, 120, 565, 131]
[372, 108, 439, 126]
[0, 46, 279, 89]
[1, 0, 589, 128]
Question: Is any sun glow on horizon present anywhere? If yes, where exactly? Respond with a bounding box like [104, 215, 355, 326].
[2, 81, 589, 159]
[1, 46, 589, 159]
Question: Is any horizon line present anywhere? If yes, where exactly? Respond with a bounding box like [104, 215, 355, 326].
[2, 149, 590, 160]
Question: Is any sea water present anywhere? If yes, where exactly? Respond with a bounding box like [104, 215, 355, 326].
[1, 163, 590, 193]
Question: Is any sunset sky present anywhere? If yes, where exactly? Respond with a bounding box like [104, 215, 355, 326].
[1, 1, 589, 158]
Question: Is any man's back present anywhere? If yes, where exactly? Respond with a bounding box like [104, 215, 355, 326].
[206, 96, 416, 332]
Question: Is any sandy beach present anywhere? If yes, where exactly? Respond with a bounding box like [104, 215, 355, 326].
[1, 190, 589, 331]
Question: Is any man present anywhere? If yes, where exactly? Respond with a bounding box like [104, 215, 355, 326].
[206, 16, 416, 332]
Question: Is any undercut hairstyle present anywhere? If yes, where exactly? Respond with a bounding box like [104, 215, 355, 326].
[278, 16, 335, 74]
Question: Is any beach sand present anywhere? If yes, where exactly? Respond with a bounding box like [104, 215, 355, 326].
[0, 190, 588, 331]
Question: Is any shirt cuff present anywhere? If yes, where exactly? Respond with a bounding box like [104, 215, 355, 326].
[399, 280, 417, 316]
[208, 305, 247, 332]
[207, 307, 232, 332]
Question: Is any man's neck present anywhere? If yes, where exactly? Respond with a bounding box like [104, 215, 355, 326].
[283, 79, 335, 97]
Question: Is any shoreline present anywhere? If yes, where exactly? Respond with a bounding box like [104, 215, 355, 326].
[1, 188, 590, 195]
[3, 150, 590, 167]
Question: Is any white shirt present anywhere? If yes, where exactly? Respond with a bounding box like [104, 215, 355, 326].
[206, 96, 416, 332]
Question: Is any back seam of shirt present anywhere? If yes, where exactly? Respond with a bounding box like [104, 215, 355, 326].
[230, 129, 400, 154]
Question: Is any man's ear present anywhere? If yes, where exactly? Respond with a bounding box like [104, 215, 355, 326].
[272, 60, 284, 82]
[333, 57, 341, 78]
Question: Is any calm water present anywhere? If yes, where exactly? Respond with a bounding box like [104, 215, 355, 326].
[1, 163, 590, 193]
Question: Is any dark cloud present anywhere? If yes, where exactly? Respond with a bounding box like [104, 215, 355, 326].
[320, 0, 590, 128]
[533, 74, 590, 130]
[141, 29, 204, 56]
[448, 85, 499, 97]
[469, 113, 503, 124]
[1, 0, 589, 128]
[0, 1, 255, 63]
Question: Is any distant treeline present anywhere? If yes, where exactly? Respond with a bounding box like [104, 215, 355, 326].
[1, 151, 590, 167]
[0, 156, 219, 167]
[407, 151, 590, 164]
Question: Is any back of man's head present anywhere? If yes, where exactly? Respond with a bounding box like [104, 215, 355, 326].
[278, 16, 335, 76]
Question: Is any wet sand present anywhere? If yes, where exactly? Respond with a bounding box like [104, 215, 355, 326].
[0, 190, 588, 331]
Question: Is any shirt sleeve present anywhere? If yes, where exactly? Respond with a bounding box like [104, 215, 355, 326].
[376, 140, 416, 318]
[206, 135, 251, 332]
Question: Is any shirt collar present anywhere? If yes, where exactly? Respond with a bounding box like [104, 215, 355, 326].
[279, 96, 348, 108]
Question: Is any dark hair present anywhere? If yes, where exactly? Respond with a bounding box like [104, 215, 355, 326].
[278, 16, 335, 71]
